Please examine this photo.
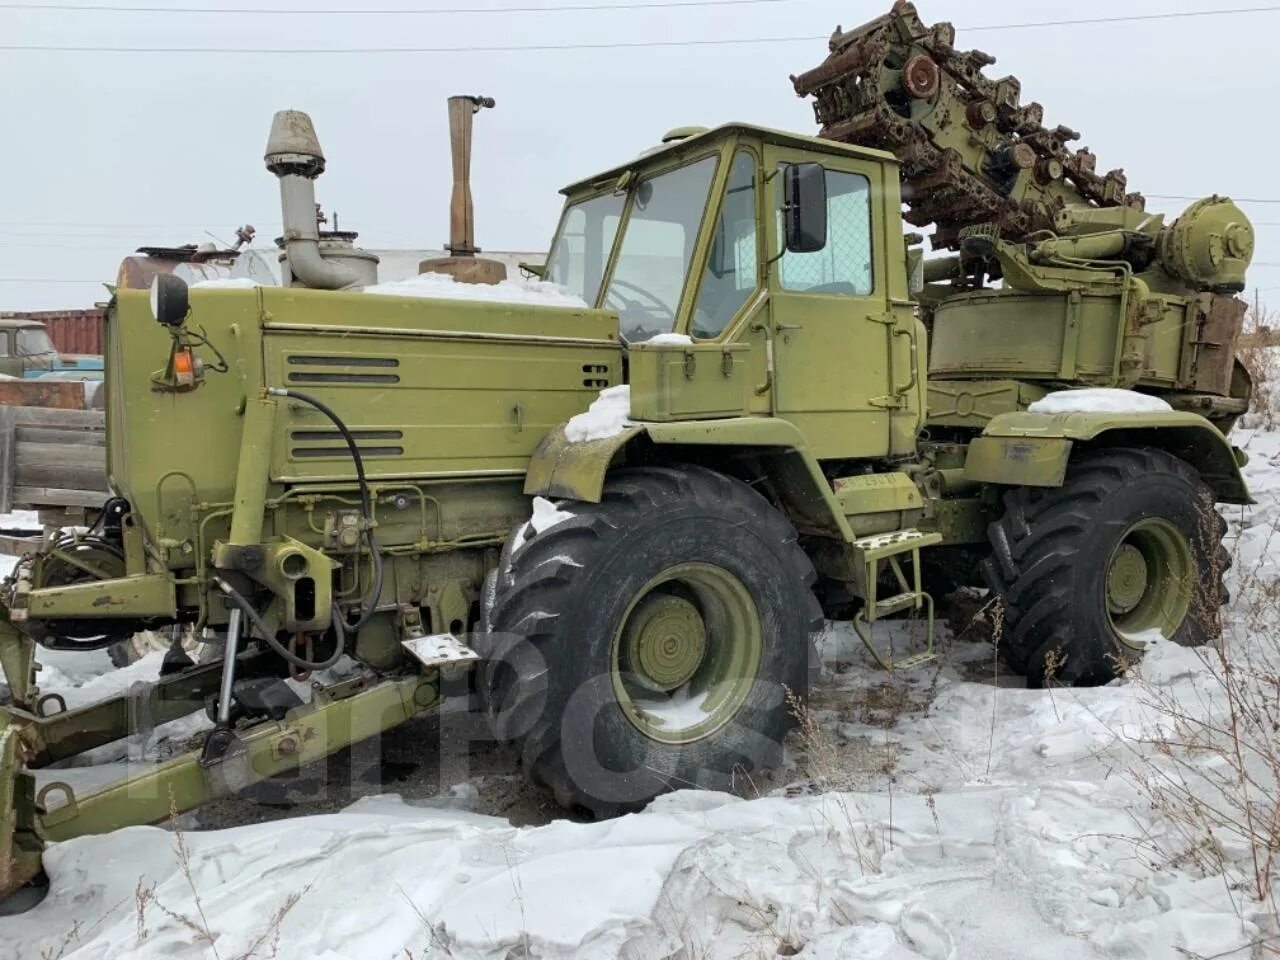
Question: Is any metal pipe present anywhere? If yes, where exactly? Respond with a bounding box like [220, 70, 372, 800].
[277, 174, 365, 290]
[264, 109, 365, 291]
[215, 606, 242, 726]
[445, 95, 495, 257]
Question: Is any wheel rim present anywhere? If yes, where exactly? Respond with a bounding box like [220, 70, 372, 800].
[610, 562, 762, 745]
[1105, 517, 1194, 648]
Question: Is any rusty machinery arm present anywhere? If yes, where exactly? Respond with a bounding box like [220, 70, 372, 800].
[790, 1, 1143, 251]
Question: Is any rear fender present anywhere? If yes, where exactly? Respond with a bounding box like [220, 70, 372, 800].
[965, 410, 1251, 504]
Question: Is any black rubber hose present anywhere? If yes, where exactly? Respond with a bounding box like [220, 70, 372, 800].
[216, 577, 346, 671]
[266, 387, 383, 632]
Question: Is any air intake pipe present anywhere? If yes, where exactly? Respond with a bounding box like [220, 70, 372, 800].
[265, 110, 376, 290]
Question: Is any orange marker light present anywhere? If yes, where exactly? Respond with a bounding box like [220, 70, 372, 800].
[172, 347, 196, 387]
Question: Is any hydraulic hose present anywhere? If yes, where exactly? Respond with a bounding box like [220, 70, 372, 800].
[216, 577, 346, 671]
[266, 386, 384, 632]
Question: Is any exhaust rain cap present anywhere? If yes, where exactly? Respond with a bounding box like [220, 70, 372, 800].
[265, 110, 326, 179]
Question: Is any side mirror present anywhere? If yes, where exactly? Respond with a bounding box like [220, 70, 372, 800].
[782, 163, 827, 254]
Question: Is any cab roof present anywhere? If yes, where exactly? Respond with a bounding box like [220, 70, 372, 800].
[560, 122, 899, 196]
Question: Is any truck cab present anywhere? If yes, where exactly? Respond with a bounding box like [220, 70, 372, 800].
[543, 123, 926, 461]
[0, 319, 103, 380]
[0, 320, 59, 378]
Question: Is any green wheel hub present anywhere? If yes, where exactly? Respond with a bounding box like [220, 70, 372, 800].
[611, 563, 762, 745]
[1105, 518, 1194, 648]
[622, 593, 707, 693]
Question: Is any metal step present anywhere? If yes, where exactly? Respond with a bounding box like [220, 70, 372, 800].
[874, 592, 920, 617]
[850, 526, 940, 671]
[853, 528, 943, 561]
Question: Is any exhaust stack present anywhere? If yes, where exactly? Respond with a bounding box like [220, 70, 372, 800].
[265, 110, 378, 290]
[420, 95, 507, 285]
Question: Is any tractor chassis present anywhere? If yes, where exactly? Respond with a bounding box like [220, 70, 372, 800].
[0, 614, 450, 899]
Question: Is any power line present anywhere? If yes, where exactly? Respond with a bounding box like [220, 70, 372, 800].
[4, 0, 798, 13]
[0, 278, 108, 283]
[1149, 194, 1280, 204]
[4, 5, 1279, 52]
[6, 0, 1279, 24]
[966, 5, 1280, 31]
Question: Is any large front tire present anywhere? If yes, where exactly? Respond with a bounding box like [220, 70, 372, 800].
[984, 447, 1228, 687]
[480, 466, 823, 817]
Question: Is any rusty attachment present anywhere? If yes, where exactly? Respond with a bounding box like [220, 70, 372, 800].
[901, 53, 940, 98]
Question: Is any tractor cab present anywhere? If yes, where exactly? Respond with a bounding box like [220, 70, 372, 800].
[544, 123, 926, 459]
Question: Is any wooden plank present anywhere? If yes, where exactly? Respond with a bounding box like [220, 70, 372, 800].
[11, 486, 108, 509]
[16, 426, 106, 446]
[0, 406, 15, 515]
[0, 381, 86, 410]
[15, 460, 107, 491]
[10, 407, 103, 428]
[0, 534, 41, 558]
[15, 440, 107, 466]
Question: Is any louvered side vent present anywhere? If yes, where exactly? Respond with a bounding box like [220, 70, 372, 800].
[291, 429, 405, 459]
[287, 355, 400, 385]
[582, 363, 609, 389]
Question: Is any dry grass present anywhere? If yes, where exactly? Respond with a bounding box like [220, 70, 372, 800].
[128, 795, 312, 959]
[1239, 304, 1279, 429]
[1122, 494, 1280, 925]
[785, 688, 888, 876]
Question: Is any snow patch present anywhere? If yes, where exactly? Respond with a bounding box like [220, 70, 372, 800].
[564, 384, 633, 442]
[529, 496, 573, 535]
[364, 270, 588, 308]
[189, 278, 261, 289]
[1027, 388, 1173, 414]
[640, 332, 694, 345]
[510, 497, 575, 552]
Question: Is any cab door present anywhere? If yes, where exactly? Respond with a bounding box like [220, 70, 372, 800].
[0, 332, 21, 378]
[763, 146, 894, 460]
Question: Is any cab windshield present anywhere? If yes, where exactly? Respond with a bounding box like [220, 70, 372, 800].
[602, 156, 718, 342]
[544, 154, 720, 342]
[544, 192, 625, 306]
[16, 328, 56, 357]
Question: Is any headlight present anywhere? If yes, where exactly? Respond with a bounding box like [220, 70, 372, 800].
[149, 274, 190, 328]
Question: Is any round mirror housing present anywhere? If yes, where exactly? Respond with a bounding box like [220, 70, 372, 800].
[149, 274, 190, 328]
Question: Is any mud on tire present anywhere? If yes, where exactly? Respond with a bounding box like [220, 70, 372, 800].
[479, 465, 823, 817]
[984, 447, 1229, 687]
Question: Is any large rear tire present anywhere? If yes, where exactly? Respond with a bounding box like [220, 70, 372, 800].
[984, 447, 1228, 687]
[479, 466, 823, 817]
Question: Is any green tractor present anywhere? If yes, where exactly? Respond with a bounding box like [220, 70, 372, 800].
[0, 2, 1254, 901]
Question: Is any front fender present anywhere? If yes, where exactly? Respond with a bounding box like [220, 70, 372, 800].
[524, 416, 820, 502]
[523, 425, 645, 502]
[523, 417, 853, 538]
[965, 410, 1252, 504]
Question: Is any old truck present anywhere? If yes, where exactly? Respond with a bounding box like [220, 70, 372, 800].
[0, 2, 1254, 901]
[0, 318, 102, 382]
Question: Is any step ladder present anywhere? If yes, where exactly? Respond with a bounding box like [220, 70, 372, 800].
[851, 528, 943, 671]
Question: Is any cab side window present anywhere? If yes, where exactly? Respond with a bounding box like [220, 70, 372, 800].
[692, 151, 758, 339]
[0, 333, 11, 358]
[776, 168, 874, 295]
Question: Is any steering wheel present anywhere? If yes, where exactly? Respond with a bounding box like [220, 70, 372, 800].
[605, 278, 675, 339]
[804, 281, 860, 295]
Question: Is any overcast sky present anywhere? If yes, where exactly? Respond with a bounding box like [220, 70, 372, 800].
[1, 0, 1277, 311]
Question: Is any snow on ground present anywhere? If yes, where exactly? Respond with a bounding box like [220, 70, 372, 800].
[0, 510, 41, 533]
[565, 385, 633, 442]
[1027, 388, 1173, 414]
[2, 434, 1278, 958]
[364, 270, 589, 308]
